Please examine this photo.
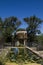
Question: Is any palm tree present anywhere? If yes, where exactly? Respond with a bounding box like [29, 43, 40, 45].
[24, 16, 43, 46]
[3, 16, 21, 43]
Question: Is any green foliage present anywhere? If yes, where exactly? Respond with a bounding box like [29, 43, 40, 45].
[6, 48, 43, 64]
[0, 16, 21, 43]
[17, 28, 26, 31]
[4, 16, 21, 33]
[0, 58, 5, 65]
[37, 34, 43, 44]
[36, 34, 43, 50]
[0, 60, 5, 65]
[24, 16, 43, 46]
[0, 18, 3, 38]
[3, 33, 12, 42]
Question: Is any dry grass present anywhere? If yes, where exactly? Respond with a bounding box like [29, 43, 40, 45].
[6, 62, 18, 65]
[6, 62, 41, 65]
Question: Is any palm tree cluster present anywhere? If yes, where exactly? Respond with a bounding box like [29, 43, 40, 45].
[0, 16, 43, 47]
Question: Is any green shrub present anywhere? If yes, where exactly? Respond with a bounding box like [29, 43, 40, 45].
[0, 60, 5, 65]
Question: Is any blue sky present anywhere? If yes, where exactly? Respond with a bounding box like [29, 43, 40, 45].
[0, 0, 43, 33]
